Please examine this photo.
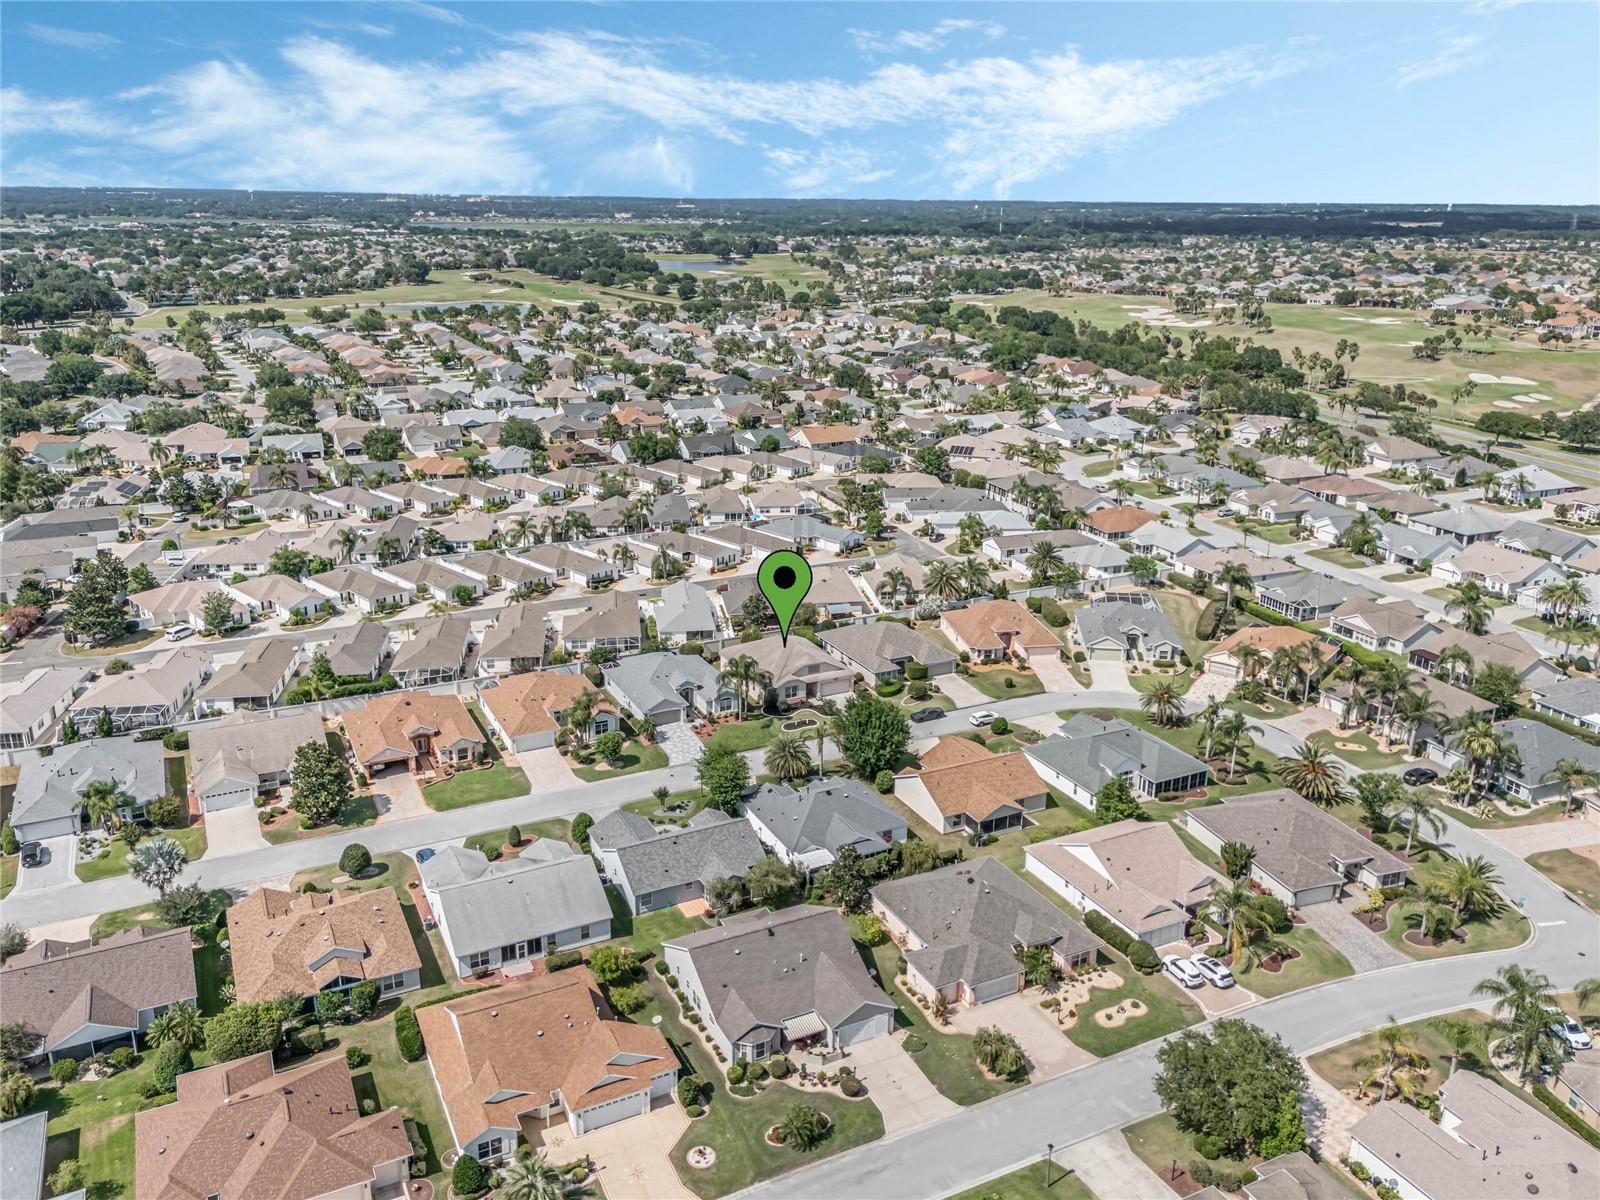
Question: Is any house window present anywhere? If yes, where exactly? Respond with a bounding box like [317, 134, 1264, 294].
[466, 950, 493, 972]
[580, 925, 591, 939]
[379, 972, 408, 995]
[475, 1138, 504, 1162]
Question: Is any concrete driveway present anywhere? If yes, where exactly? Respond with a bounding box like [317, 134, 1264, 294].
[529, 1099, 691, 1200]
[1031, 655, 1082, 694]
[1059, 1129, 1172, 1200]
[937, 674, 991, 709]
[371, 772, 428, 823]
[947, 990, 1094, 1079]
[517, 745, 581, 790]
[1086, 659, 1132, 692]
[11, 834, 75, 893]
[844, 1032, 958, 1134]
[203, 805, 269, 856]
[1266, 705, 1339, 741]
[1480, 817, 1598, 858]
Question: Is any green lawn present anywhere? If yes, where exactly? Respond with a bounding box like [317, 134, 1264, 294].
[1305, 728, 1408, 772]
[1129, 667, 1196, 697]
[1082, 459, 1117, 478]
[864, 942, 1025, 1105]
[1123, 1112, 1255, 1192]
[163, 752, 188, 796]
[704, 716, 785, 754]
[1525, 848, 1600, 913]
[1308, 547, 1378, 570]
[291, 850, 416, 894]
[334, 1022, 455, 1186]
[1308, 1008, 1496, 1097]
[1206, 924, 1355, 999]
[1, 853, 15, 899]
[571, 740, 669, 782]
[965, 666, 1044, 700]
[946, 1161, 1097, 1200]
[39, 1051, 173, 1200]
[1439, 800, 1566, 829]
[1380, 851, 1532, 959]
[75, 823, 208, 883]
[877, 787, 1095, 871]
[61, 628, 165, 656]
[91, 888, 232, 939]
[604, 887, 708, 957]
[421, 761, 529, 810]
[1060, 950, 1205, 1058]
[462, 819, 572, 856]
[261, 792, 380, 844]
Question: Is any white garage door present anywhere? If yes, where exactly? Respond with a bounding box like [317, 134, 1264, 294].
[576, 1090, 646, 1133]
[201, 784, 256, 812]
[972, 973, 1020, 1004]
[835, 1011, 892, 1047]
[1090, 644, 1125, 662]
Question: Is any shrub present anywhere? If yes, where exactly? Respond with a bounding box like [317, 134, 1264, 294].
[903, 1034, 927, 1053]
[1375, 1186, 1401, 1200]
[451, 1153, 486, 1197]
[109, 1046, 138, 1072]
[685, 1103, 704, 1117]
[840, 1074, 863, 1097]
[1004, 676, 1016, 688]
[50, 1058, 80, 1084]
[849, 914, 886, 946]
[781, 1103, 830, 1151]
[1532, 1083, 1600, 1148]
[1193, 1133, 1227, 1160]
[315, 990, 348, 1026]
[726, 1062, 746, 1086]
[747, 1060, 769, 1082]
[874, 769, 895, 794]
[345, 1045, 371, 1069]
[608, 983, 649, 1015]
[545, 949, 584, 972]
[768, 1054, 791, 1079]
[146, 794, 185, 828]
[162, 730, 189, 751]
[151, 1041, 190, 1093]
[47, 1161, 85, 1195]
[394, 1006, 424, 1061]
[508, 824, 523, 845]
[1083, 910, 1134, 956]
[339, 844, 372, 877]
[909, 681, 930, 700]
[906, 662, 928, 682]
[348, 980, 380, 1020]
[1128, 940, 1161, 973]
[294, 1025, 325, 1056]
[990, 716, 1009, 735]
[654, 960, 669, 975]
[137, 1079, 163, 1100]
[300, 880, 322, 893]
[677, 1076, 701, 1107]
[1348, 1162, 1371, 1182]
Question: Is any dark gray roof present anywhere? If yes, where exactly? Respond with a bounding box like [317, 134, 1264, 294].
[1531, 676, 1600, 720]
[1496, 717, 1595, 786]
[664, 905, 892, 1039]
[1258, 571, 1376, 610]
[589, 808, 766, 894]
[743, 779, 905, 859]
[602, 650, 723, 714]
[872, 859, 1100, 990]
[0, 1112, 55, 1200]
[11, 739, 168, 829]
[1026, 715, 1208, 792]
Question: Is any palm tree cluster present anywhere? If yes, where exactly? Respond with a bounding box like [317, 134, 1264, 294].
[1472, 965, 1569, 1082]
[1194, 702, 1260, 778]
[1354, 1017, 1430, 1102]
[920, 557, 992, 607]
[1202, 879, 1290, 968]
[719, 654, 773, 720]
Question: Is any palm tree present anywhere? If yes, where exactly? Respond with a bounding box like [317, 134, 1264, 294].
[1139, 681, 1184, 728]
[718, 655, 770, 720]
[1431, 855, 1504, 924]
[1388, 685, 1443, 753]
[1575, 977, 1600, 1012]
[1025, 541, 1061, 586]
[1203, 879, 1257, 958]
[959, 557, 991, 599]
[1430, 1016, 1480, 1077]
[1276, 741, 1348, 805]
[764, 733, 813, 781]
[81, 780, 130, 832]
[877, 567, 912, 608]
[1355, 1018, 1430, 1101]
[1216, 711, 1260, 778]
[146, 1000, 205, 1051]
[497, 1151, 565, 1200]
[373, 533, 403, 565]
[922, 560, 964, 606]
[1196, 701, 1223, 759]
[1540, 757, 1600, 816]
[1434, 644, 1474, 685]
[1216, 562, 1255, 628]
[337, 526, 360, 564]
[1450, 718, 1519, 798]
[1473, 963, 1556, 1025]
[505, 515, 535, 549]
[611, 543, 638, 575]
[1446, 582, 1492, 635]
[1394, 792, 1446, 856]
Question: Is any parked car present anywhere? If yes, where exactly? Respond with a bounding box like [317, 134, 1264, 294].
[1402, 766, 1438, 786]
[1190, 953, 1235, 988]
[165, 623, 195, 642]
[969, 710, 999, 727]
[415, 847, 436, 864]
[1162, 955, 1206, 989]
[1548, 1008, 1594, 1051]
[20, 842, 43, 868]
[910, 707, 944, 724]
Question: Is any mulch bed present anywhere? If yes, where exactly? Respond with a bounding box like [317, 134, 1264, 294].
[1361, 898, 1400, 931]
[1159, 788, 1209, 803]
[1254, 946, 1302, 974]
[1158, 1165, 1206, 1197]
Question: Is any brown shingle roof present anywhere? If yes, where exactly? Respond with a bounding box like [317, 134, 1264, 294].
[226, 887, 421, 1003]
[904, 736, 1048, 821]
[341, 690, 483, 768]
[136, 1052, 411, 1200]
[941, 599, 1058, 655]
[478, 672, 614, 740]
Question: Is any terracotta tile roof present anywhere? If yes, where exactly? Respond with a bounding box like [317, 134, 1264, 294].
[416, 968, 674, 1146]
[478, 672, 614, 740]
[136, 1052, 411, 1200]
[342, 690, 483, 769]
[226, 887, 421, 1004]
[904, 736, 1048, 821]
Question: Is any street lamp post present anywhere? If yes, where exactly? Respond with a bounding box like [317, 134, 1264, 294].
[1044, 1143, 1055, 1188]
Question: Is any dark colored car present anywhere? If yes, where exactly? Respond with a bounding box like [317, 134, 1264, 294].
[910, 707, 944, 723]
[1402, 767, 1438, 786]
[20, 842, 43, 868]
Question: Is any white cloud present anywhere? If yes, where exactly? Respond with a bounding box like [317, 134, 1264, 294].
[595, 136, 695, 193]
[25, 24, 120, 52]
[764, 145, 893, 195]
[304, 18, 395, 38]
[0, 88, 119, 137]
[848, 19, 1005, 56]
[1394, 31, 1488, 88]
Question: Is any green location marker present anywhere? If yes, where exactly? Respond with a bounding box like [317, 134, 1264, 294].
[757, 549, 813, 644]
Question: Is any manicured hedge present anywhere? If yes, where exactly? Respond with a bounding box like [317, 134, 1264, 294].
[1083, 909, 1133, 956]
[394, 1005, 424, 1062]
[1533, 1084, 1600, 1148]
[545, 949, 584, 972]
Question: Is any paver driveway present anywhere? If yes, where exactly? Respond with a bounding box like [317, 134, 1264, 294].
[1299, 897, 1408, 971]
[843, 1032, 958, 1133]
[529, 1098, 691, 1200]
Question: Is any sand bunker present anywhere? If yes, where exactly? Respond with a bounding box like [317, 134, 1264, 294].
[1492, 400, 1523, 409]
[1094, 998, 1148, 1028]
[1529, 392, 1553, 401]
[1468, 372, 1501, 383]
[1121, 304, 1213, 329]
[1370, 317, 1402, 325]
[1501, 375, 1536, 385]
[1511, 395, 1541, 405]
[1469, 372, 1540, 386]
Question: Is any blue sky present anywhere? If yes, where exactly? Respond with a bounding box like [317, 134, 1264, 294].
[3, 1, 1595, 203]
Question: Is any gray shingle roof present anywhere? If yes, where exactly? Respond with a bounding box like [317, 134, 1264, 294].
[602, 651, 723, 715]
[11, 739, 168, 829]
[872, 859, 1100, 990]
[419, 844, 609, 953]
[816, 622, 956, 678]
[743, 779, 904, 859]
[1075, 598, 1180, 650]
[1186, 790, 1408, 892]
[590, 809, 766, 894]
[1026, 715, 1208, 793]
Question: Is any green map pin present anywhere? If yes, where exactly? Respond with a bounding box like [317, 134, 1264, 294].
[757, 549, 813, 644]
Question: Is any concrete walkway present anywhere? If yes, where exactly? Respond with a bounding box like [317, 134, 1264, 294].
[1086, 660, 1131, 692]
[203, 806, 270, 856]
[1298, 898, 1408, 972]
[1058, 1130, 1173, 1200]
[1302, 1061, 1369, 1163]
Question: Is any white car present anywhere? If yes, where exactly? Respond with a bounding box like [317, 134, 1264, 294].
[969, 710, 999, 727]
[164, 623, 195, 642]
[1190, 954, 1235, 988]
[1548, 1008, 1593, 1051]
[1162, 955, 1206, 989]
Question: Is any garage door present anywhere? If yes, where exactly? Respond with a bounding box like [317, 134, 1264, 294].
[835, 1011, 892, 1047]
[201, 784, 256, 812]
[972, 973, 1020, 1004]
[576, 1090, 646, 1133]
[15, 814, 77, 842]
[1090, 644, 1125, 662]
[1293, 884, 1340, 907]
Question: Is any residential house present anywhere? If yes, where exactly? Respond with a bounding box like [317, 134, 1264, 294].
[193, 636, 300, 715]
[940, 599, 1059, 664]
[1408, 626, 1563, 689]
[189, 709, 325, 812]
[653, 580, 720, 644]
[735, 634, 856, 709]
[341, 691, 485, 781]
[416, 969, 676, 1161]
[1074, 595, 1182, 662]
[0, 666, 89, 751]
[307, 565, 413, 614]
[663, 905, 895, 1062]
[1550, 1048, 1600, 1131]
[1025, 820, 1217, 946]
[589, 808, 767, 915]
[135, 1053, 412, 1200]
[817, 621, 957, 683]
[873, 858, 1100, 1006]
[602, 651, 737, 726]
[1255, 572, 1376, 621]
[1424, 717, 1598, 805]
[478, 670, 618, 753]
[321, 619, 391, 681]
[1328, 597, 1438, 655]
[8, 738, 168, 841]
[476, 603, 550, 676]
[1529, 677, 1600, 733]
[895, 735, 1049, 837]
[742, 778, 906, 876]
[1025, 715, 1210, 809]
[1432, 540, 1566, 599]
[389, 616, 474, 688]
[1492, 464, 1583, 505]
[1204, 625, 1330, 680]
[1183, 791, 1409, 906]
[70, 647, 213, 733]
[419, 843, 610, 978]
[561, 591, 643, 655]
[0, 926, 197, 1062]
[226, 886, 421, 1005]
[0, 1112, 76, 1200]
